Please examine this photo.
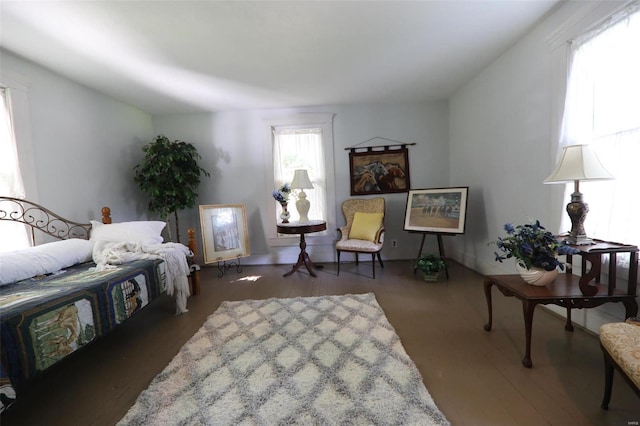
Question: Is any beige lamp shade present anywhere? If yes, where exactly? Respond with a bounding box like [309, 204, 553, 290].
[290, 169, 314, 189]
[544, 144, 614, 184]
[544, 144, 613, 245]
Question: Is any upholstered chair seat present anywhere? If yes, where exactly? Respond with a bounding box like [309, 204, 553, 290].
[599, 318, 640, 409]
[336, 197, 385, 278]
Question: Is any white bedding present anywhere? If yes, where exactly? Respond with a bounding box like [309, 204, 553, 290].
[92, 240, 192, 314]
[1, 217, 192, 312]
[0, 239, 94, 286]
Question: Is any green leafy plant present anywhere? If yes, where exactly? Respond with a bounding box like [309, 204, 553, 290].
[415, 253, 446, 275]
[134, 135, 210, 242]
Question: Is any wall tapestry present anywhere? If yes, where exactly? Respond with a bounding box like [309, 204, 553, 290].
[348, 142, 411, 196]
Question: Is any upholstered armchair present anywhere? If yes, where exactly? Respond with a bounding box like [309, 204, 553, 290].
[336, 197, 385, 278]
[599, 317, 640, 409]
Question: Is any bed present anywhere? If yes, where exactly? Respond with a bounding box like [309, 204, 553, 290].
[0, 197, 200, 412]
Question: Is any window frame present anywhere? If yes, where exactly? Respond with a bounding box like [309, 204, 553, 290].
[263, 113, 336, 247]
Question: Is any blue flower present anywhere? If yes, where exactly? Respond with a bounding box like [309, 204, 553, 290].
[490, 220, 580, 271]
[272, 183, 291, 203]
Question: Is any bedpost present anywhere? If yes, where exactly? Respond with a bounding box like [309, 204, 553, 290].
[187, 228, 201, 295]
[101, 207, 112, 224]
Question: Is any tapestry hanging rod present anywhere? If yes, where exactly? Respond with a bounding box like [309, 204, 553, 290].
[345, 136, 416, 152]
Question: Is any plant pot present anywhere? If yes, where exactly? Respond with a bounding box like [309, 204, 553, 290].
[515, 262, 558, 286]
[422, 272, 440, 282]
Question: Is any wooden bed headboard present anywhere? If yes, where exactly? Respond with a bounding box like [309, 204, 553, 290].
[0, 196, 111, 242]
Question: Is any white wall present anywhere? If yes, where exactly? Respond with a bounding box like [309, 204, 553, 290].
[2, 46, 450, 264]
[153, 101, 449, 265]
[448, 1, 630, 331]
[1, 49, 154, 222]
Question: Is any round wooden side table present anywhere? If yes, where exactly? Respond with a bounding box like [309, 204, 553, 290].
[276, 220, 327, 277]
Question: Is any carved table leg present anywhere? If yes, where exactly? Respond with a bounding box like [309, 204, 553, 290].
[283, 233, 318, 277]
[483, 279, 494, 331]
[522, 300, 537, 368]
[565, 307, 574, 332]
[623, 299, 639, 318]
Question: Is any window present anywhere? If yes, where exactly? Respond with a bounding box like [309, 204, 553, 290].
[0, 86, 29, 252]
[266, 113, 336, 243]
[559, 3, 640, 254]
[273, 127, 326, 222]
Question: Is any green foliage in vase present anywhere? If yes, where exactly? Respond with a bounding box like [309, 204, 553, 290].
[415, 253, 446, 274]
[134, 135, 210, 242]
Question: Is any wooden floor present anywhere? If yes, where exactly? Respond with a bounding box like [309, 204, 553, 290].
[2, 260, 639, 425]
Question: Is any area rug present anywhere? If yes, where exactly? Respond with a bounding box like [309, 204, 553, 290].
[118, 293, 449, 425]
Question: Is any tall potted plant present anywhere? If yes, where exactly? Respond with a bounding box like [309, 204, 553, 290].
[134, 135, 210, 242]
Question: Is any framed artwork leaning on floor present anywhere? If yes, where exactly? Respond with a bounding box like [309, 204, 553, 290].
[199, 204, 250, 263]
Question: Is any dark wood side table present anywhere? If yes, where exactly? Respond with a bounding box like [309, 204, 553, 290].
[277, 220, 327, 277]
[484, 239, 638, 368]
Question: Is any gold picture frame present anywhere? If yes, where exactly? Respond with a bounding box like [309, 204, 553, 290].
[199, 204, 250, 264]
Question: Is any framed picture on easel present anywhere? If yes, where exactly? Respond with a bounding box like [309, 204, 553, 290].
[403, 187, 469, 234]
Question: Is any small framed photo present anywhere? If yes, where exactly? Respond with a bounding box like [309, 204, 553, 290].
[403, 187, 469, 234]
[199, 204, 250, 263]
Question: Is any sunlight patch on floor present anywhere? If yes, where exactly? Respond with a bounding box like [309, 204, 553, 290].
[231, 275, 262, 283]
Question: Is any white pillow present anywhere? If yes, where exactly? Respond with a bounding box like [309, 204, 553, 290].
[90, 220, 165, 245]
[0, 238, 94, 285]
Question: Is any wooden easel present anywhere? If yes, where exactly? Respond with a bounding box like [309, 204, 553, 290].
[412, 232, 455, 279]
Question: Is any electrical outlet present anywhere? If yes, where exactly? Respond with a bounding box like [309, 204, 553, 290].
[392, 240, 398, 247]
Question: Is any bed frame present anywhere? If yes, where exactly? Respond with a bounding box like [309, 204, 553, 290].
[0, 196, 202, 412]
[0, 196, 200, 294]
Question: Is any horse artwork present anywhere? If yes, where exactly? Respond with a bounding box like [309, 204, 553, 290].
[403, 187, 469, 234]
[349, 147, 410, 195]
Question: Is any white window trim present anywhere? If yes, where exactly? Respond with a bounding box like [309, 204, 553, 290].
[263, 112, 336, 247]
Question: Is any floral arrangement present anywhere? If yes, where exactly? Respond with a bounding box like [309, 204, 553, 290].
[492, 220, 580, 271]
[272, 183, 291, 203]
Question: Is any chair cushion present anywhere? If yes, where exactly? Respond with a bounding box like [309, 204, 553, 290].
[600, 321, 640, 389]
[349, 212, 383, 242]
[336, 239, 382, 252]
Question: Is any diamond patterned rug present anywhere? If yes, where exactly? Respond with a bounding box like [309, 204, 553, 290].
[118, 293, 449, 425]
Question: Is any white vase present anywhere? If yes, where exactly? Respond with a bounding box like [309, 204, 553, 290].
[515, 262, 558, 286]
[279, 202, 290, 223]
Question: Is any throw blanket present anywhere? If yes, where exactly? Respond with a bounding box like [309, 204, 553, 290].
[92, 241, 191, 314]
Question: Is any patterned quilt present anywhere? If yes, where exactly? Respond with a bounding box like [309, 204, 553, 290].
[0, 259, 166, 411]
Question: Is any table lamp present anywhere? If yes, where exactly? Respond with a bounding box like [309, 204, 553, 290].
[544, 144, 614, 245]
[290, 169, 314, 223]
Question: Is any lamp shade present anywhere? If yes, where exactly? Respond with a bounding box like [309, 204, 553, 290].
[544, 144, 614, 184]
[290, 169, 314, 189]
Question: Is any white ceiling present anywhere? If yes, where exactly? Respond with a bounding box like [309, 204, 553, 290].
[1, 1, 561, 115]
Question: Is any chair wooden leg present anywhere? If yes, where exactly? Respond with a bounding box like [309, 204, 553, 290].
[355, 253, 359, 265]
[371, 253, 376, 278]
[377, 252, 384, 268]
[601, 346, 614, 410]
[337, 251, 341, 276]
